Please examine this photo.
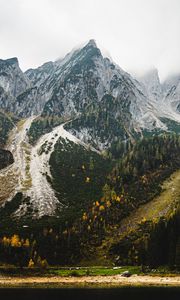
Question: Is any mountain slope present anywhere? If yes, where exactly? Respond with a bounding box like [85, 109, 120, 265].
[139, 70, 180, 127]
[27, 40, 171, 149]
[163, 75, 180, 114]
[0, 58, 31, 115]
[0, 110, 17, 146]
[0, 40, 180, 149]
[95, 169, 180, 266]
[0, 115, 110, 218]
[139, 68, 162, 102]
[0, 39, 180, 219]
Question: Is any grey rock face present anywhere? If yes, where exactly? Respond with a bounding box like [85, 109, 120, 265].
[0, 41, 180, 144]
[162, 74, 180, 114]
[139, 68, 162, 102]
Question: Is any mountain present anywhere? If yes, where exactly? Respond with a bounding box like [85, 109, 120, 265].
[138, 69, 180, 131]
[0, 40, 179, 202]
[0, 40, 180, 269]
[0, 58, 30, 114]
[163, 73, 180, 113]
[0, 58, 30, 98]
[0, 39, 180, 210]
[162, 73, 180, 94]
[139, 68, 162, 102]
[26, 40, 171, 148]
[1, 40, 179, 146]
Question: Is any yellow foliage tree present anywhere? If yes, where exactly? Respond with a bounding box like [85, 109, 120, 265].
[141, 217, 147, 223]
[28, 258, 35, 268]
[85, 177, 90, 183]
[82, 212, 88, 221]
[37, 256, 42, 267]
[2, 236, 11, 247]
[106, 200, 111, 208]
[99, 205, 105, 211]
[102, 184, 111, 200]
[41, 259, 49, 269]
[111, 190, 117, 201]
[11, 234, 21, 247]
[24, 238, 30, 248]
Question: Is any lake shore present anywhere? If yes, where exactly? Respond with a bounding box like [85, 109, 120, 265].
[0, 275, 180, 288]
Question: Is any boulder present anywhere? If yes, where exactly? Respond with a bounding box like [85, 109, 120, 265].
[121, 270, 132, 277]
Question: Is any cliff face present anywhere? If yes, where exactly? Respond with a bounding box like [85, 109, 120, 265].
[0, 58, 30, 113]
[0, 41, 180, 140]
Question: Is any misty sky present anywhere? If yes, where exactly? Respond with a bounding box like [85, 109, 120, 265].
[0, 0, 180, 81]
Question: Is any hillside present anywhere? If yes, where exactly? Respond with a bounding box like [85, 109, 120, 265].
[1, 40, 179, 148]
[0, 40, 180, 270]
[0, 130, 179, 269]
[93, 170, 180, 266]
[0, 111, 17, 146]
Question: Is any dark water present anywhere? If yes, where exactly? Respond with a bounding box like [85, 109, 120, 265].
[0, 287, 180, 300]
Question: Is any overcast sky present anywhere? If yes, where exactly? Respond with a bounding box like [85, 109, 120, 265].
[0, 0, 180, 81]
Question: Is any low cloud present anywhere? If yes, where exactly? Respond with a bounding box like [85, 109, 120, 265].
[0, 0, 179, 81]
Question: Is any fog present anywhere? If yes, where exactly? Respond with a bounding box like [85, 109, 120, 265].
[0, 0, 180, 81]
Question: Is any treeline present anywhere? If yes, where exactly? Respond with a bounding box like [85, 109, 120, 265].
[0, 133, 180, 268]
[109, 134, 180, 206]
[110, 202, 180, 269]
[0, 111, 16, 146]
[106, 133, 180, 268]
[49, 137, 112, 214]
[0, 187, 130, 266]
[119, 133, 180, 178]
[0, 233, 48, 268]
[28, 115, 66, 144]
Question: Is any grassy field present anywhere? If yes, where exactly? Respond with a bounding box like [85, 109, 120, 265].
[48, 266, 141, 277]
[0, 265, 141, 277]
[0, 266, 179, 288]
[0, 265, 179, 277]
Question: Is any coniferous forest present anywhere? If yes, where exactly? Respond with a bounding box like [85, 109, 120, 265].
[0, 132, 179, 271]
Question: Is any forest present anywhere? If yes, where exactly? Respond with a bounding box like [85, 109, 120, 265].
[0, 133, 179, 270]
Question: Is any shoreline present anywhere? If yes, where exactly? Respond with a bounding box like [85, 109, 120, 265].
[0, 275, 180, 288]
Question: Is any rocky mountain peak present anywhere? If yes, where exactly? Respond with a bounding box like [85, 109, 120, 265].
[162, 73, 180, 94]
[0, 57, 31, 113]
[140, 68, 161, 86]
[78, 39, 102, 60]
[0, 40, 180, 137]
[139, 68, 162, 101]
[0, 57, 19, 68]
[86, 39, 97, 47]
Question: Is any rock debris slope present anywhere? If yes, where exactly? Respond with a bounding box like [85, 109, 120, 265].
[0, 116, 97, 217]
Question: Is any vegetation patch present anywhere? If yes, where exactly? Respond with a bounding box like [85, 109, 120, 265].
[0, 111, 17, 147]
[28, 116, 67, 144]
[49, 137, 112, 220]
